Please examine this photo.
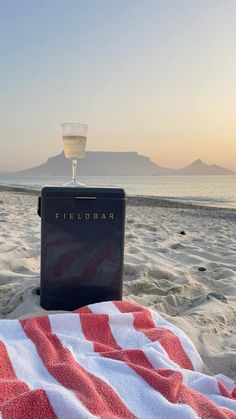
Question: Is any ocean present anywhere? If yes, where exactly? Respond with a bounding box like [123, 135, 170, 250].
[0, 174, 235, 209]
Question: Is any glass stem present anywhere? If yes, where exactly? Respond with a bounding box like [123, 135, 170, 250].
[72, 159, 77, 182]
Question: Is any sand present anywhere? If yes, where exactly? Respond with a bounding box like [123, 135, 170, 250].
[0, 187, 236, 379]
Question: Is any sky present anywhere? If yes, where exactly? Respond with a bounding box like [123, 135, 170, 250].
[0, 0, 236, 172]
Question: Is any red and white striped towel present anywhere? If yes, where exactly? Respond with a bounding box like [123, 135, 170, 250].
[0, 301, 235, 418]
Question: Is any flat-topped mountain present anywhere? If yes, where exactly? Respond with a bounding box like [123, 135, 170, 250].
[16, 151, 170, 176]
[12, 152, 235, 176]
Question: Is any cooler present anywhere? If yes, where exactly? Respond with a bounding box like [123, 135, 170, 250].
[39, 186, 126, 310]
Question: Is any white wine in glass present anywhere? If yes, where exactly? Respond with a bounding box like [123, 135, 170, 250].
[62, 122, 88, 186]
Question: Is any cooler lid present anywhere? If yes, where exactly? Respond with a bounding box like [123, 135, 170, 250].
[41, 186, 126, 200]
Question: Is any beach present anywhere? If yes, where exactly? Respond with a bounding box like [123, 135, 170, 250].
[0, 186, 235, 380]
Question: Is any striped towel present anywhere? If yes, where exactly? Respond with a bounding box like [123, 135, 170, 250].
[0, 301, 235, 418]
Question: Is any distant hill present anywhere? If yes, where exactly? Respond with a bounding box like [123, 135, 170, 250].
[177, 159, 235, 175]
[12, 153, 235, 176]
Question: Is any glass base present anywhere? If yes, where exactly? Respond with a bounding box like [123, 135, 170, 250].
[63, 180, 85, 187]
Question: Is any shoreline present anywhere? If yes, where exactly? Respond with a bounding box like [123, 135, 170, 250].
[0, 184, 236, 213]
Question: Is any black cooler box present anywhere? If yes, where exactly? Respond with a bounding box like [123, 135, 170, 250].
[40, 186, 126, 310]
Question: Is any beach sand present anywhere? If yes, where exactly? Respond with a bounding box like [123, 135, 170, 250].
[0, 187, 235, 379]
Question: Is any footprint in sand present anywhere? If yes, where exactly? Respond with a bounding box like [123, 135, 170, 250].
[170, 243, 186, 250]
[156, 248, 169, 254]
[127, 246, 141, 254]
[126, 219, 135, 224]
[146, 225, 158, 232]
[145, 266, 175, 281]
[126, 233, 139, 239]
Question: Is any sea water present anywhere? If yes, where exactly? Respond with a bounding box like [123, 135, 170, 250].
[0, 174, 235, 209]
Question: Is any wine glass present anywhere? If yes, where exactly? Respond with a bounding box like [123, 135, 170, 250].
[62, 122, 88, 187]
